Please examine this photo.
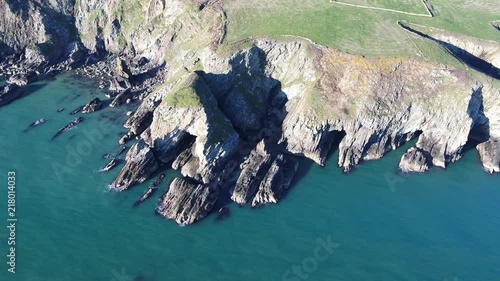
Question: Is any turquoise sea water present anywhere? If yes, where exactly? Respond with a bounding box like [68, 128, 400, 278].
[0, 75, 499, 281]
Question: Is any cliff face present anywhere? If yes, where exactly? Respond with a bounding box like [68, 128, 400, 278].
[277, 46, 484, 172]
[0, 0, 498, 225]
[74, 0, 225, 68]
[0, 0, 76, 63]
[125, 37, 497, 224]
[476, 83, 500, 173]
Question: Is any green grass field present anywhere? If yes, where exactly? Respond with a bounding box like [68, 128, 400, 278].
[223, 0, 499, 64]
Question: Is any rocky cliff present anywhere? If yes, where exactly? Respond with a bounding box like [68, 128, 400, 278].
[0, 0, 498, 225]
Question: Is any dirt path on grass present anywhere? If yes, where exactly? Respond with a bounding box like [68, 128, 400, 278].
[330, 0, 433, 18]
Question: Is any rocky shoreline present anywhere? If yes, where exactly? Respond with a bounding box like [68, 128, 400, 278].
[0, 0, 498, 225]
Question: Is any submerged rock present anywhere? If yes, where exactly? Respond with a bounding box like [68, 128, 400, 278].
[477, 140, 500, 174]
[110, 139, 159, 191]
[115, 146, 127, 157]
[252, 154, 298, 207]
[399, 147, 432, 173]
[51, 117, 84, 140]
[24, 118, 47, 132]
[230, 141, 272, 205]
[215, 206, 230, 221]
[156, 178, 218, 225]
[82, 97, 102, 113]
[102, 158, 117, 172]
[0, 84, 23, 107]
[70, 106, 83, 115]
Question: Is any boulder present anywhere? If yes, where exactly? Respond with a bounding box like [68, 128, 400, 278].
[477, 140, 500, 174]
[399, 147, 432, 173]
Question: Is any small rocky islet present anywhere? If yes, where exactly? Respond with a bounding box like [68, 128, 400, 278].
[0, 0, 499, 226]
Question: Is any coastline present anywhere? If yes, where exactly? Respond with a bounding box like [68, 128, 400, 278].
[0, 0, 498, 226]
[0, 83, 499, 280]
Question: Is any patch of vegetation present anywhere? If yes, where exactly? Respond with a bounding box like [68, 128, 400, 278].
[111, 1, 144, 34]
[164, 74, 204, 108]
[165, 86, 202, 108]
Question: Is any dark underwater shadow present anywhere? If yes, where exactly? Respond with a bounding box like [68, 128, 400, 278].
[0, 83, 48, 109]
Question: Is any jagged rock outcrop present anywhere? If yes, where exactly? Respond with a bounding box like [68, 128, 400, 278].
[124, 91, 162, 135]
[477, 140, 500, 174]
[172, 143, 195, 170]
[147, 72, 240, 183]
[156, 178, 218, 225]
[0, 84, 23, 107]
[110, 139, 159, 191]
[82, 97, 102, 113]
[52, 117, 84, 140]
[171, 142, 201, 181]
[399, 147, 431, 173]
[230, 141, 272, 205]
[6, 71, 37, 86]
[0, 0, 78, 74]
[252, 154, 298, 207]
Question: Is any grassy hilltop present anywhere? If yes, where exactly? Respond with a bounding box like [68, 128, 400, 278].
[223, 0, 499, 64]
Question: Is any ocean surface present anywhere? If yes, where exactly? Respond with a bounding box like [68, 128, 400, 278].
[0, 75, 499, 281]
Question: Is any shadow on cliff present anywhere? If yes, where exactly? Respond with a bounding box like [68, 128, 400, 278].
[491, 21, 500, 32]
[0, 83, 46, 110]
[326, 130, 347, 161]
[202, 45, 319, 212]
[202, 46, 283, 139]
[399, 23, 500, 80]
[4, 0, 30, 20]
[462, 86, 490, 162]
